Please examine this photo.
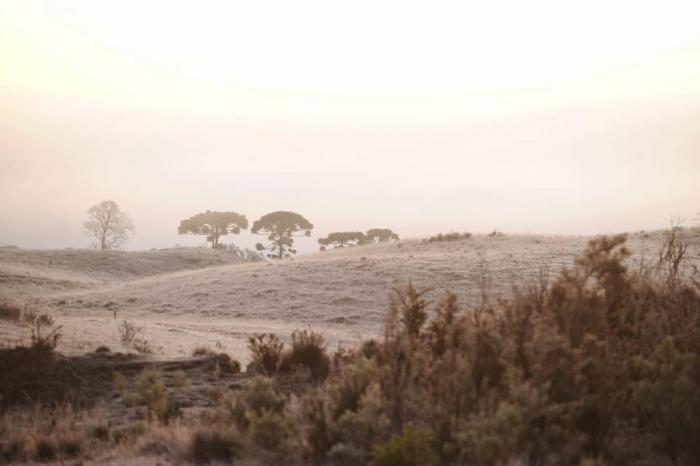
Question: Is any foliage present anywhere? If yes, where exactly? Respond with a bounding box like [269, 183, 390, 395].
[0, 301, 21, 321]
[248, 333, 284, 376]
[252, 211, 313, 259]
[190, 429, 241, 464]
[319, 231, 366, 249]
[178, 210, 248, 248]
[366, 228, 400, 243]
[83, 200, 133, 250]
[425, 232, 471, 243]
[280, 329, 331, 381]
[117, 320, 140, 344]
[372, 424, 438, 466]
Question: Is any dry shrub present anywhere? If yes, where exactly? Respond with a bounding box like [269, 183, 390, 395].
[132, 338, 153, 354]
[35, 313, 54, 326]
[426, 232, 471, 243]
[285, 231, 700, 466]
[248, 333, 284, 375]
[116, 369, 179, 425]
[0, 301, 21, 321]
[371, 424, 437, 466]
[248, 409, 291, 450]
[220, 376, 285, 429]
[30, 320, 62, 352]
[117, 320, 140, 344]
[280, 329, 331, 381]
[192, 345, 216, 357]
[190, 428, 241, 464]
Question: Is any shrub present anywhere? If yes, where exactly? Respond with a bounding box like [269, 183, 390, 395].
[0, 302, 21, 321]
[371, 424, 438, 466]
[36, 313, 54, 326]
[426, 232, 471, 243]
[221, 377, 285, 427]
[248, 409, 291, 450]
[280, 330, 331, 381]
[248, 333, 284, 376]
[132, 338, 153, 354]
[190, 429, 241, 464]
[117, 320, 140, 344]
[215, 352, 241, 374]
[132, 369, 177, 424]
[30, 321, 62, 353]
[34, 439, 57, 462]
[192, 346, 216, 357]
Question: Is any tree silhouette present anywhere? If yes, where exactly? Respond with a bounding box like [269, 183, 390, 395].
[252, 211, 313, 259]
[178, 210, 248, 248]
[365, 228, 399, 243]
[83, 200, 133, 251]
[318, 231, 366, 249]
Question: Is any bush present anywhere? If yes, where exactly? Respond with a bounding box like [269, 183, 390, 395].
[35, 313, 54, 326]
[133, 338, 153, 354]
[248, 333, 284, 375]
[248, 409, 291, 450]
[425, 232, 471, 243]
[117, 320, 140, 344]
[192, 346, 216, 357]
[215, 352, 241, 374]
[190, 429, 241, 464]
[280, 330, 331, 381]
[372, 424, 438, 466]
[0, 302, 22, 321]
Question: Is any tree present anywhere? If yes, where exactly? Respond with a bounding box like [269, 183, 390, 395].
[178, 210, 248, 248]
[252, 211, 313, 259]
[318, 231, 366, 249]
[83, 200, 134, 251]
[365, 228, 399, 243]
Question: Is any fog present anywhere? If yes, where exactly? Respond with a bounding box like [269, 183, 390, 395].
[1, 1, 699, 252]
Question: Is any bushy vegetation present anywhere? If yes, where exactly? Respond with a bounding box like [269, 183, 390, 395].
[426, 232, 472, 243]
[2, 229, 699, 465]
[234, 229, 699, 465]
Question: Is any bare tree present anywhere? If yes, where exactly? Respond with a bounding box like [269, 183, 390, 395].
[83, 200, 133, 250]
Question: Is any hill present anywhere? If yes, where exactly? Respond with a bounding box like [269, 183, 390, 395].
[1, 231, 698, 362]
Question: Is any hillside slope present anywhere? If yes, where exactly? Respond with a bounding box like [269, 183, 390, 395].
[2, 232, 698, 362]
[0, 246, 254, 297]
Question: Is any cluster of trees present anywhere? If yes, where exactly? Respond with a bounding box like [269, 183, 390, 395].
[318, 228, 399, 250]
[176, 210, 400, 258]
[178, 210, 313, 259]
[83, 201, 399, 258]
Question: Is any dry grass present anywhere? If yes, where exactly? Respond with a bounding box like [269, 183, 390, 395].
[1, 229, 700, 464]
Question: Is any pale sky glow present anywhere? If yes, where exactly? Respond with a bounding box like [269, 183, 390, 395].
[1, 1, 699, 251]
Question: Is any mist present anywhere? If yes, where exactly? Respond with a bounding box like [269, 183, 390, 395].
[1, 1, 699, 252]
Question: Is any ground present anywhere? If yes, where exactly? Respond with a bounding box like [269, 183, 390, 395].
[2, 231, 700, 465]
[2, 232, 696, 364]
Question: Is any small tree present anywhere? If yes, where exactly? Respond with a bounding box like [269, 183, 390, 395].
[365, 228, 399, 243]
[252, 211, 313, 259]
[318, 232, 366, 249]
[178, 210, 248, 248]
[83, 200, 133, 251]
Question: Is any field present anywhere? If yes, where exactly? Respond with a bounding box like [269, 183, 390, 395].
[0, 232, 681, 363]
[2, 231, 700, 465]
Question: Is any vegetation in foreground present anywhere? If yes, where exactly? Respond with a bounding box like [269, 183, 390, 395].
[1, 228, 699, 465]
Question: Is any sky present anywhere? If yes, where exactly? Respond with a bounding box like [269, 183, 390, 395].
[1, 0, 699, 252]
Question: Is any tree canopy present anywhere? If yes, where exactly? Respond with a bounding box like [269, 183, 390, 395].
[318, 231, 366, 249]
[83, 200, 133, 251]
[365, 228, 399, 243]
[252, 211, 313, 259]
[178, 210, 248, 248]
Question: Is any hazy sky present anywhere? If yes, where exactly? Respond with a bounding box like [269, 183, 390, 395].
[1, 1, 699, 252]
